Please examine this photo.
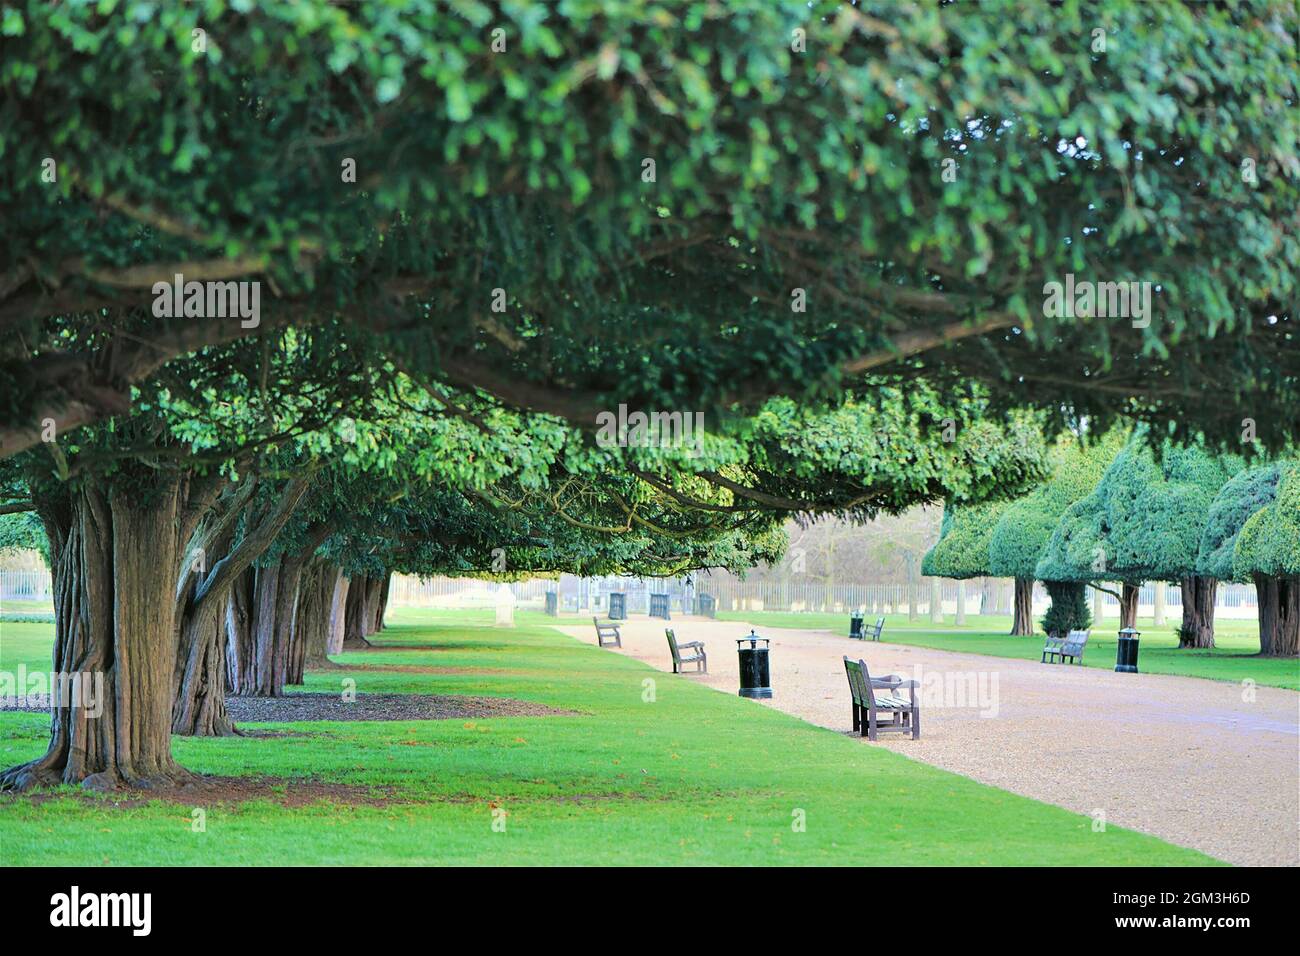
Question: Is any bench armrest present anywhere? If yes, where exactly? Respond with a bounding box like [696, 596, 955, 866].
[678, 641, 704, 650]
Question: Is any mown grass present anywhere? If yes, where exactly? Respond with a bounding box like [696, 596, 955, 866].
[0, 608, 1219, 865]
[716, 611, 1299, 690]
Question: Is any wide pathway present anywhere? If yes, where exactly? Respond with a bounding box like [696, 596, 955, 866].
[556, 616, 1300, 866]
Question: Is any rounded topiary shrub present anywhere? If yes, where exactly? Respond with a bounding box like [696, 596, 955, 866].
[1040, 581, 1091, 637]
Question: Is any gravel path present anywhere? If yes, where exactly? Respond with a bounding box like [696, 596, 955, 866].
[558, 617, 1300, 866]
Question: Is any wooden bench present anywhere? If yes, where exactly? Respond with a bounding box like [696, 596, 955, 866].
[592, 616, 622, 648]
[843, 656, 920, 740]
[665, 629, 706, 674]
[1042, 628, 1089, 664]
[867, 616, 885, 641]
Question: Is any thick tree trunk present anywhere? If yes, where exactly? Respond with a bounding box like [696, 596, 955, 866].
[929, 578, 943, 623]
[1255, 574, 1299, 657]
[2, 482, 190, 791]
[227, 564, 287, 697]
[228, 559, 296, 696]
[1179, 575, 1217, 648]
[234, 558, 294, 696]
[173, 594, 237, 737]
[371, 572, 392, 633]
[1092, 584, 1106, 625]
[271, 553, 310, 689]
[363, 574, 386, 635]
[226, 567, 256, 692]
[173, 517, 243, 738]
[1119, 582, 1141, 629]
[328, 573, 349, 655]
[954, 580, 967, 626]
[1153, 581, 1167, 626]
[1010, 577, 1034, 636]
[298, 562, 342, 672]
[343, 574, 372, 648]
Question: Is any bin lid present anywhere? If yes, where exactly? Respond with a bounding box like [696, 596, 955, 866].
[736, 629, 769, 647]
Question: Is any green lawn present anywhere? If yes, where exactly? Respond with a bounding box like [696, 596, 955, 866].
[717, 611, 1300, 691]
[0, 608, 1218, 865]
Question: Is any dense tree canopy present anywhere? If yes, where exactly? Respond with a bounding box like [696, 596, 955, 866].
[1197, 463, 1286, 581]
[987, 428, 1127, 581]
[1229, 463, 1300, 657]
[2, 0, 1297, 458]
[1233, 463, 1300, 581]
[1036, 431, 1242, 640]
[921, 500, 1008, 580]
[1036, 434, 1242, 583]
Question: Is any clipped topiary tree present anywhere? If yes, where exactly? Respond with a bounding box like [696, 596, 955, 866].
[1036, 487, 1135, 625]
[988, 428, 1127, 636]
[1040, 581, 1092, 637]
[1197, 462, 1284, 655]
[923, 499, 1013, 629]
[1036, 433, 1242, 642]
[1231, 464, 1300, 657]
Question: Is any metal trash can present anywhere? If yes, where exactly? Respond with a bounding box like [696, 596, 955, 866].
[849, 613, 864, 640]
[649, 593, 671, 620]
[736, 631, 772, 699]
[1116, 626, 1140, 673]
[544, 591, 558, 617]
[608, 592, 626, 620]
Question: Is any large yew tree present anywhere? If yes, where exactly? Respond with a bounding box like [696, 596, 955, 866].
[2, 0, 1296, 457]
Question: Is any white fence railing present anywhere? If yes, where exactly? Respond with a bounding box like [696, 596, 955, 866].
[692, 577, 1260, 620]
[2, 570, 1260, 620]
[0, 571, 52, 604]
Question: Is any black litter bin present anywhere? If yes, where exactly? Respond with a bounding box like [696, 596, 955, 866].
[849, 613, 864, 640]
[608, 592, 626, 620]
[544, 591, 558, 617]
[736, 631, 772, 699]
[1116, 627, 1140, 673]
[696, 593, 716, 619]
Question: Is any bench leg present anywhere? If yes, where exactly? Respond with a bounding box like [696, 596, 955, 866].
[852, 705, 860, 733]
[867, 711, 877, 741]
[912, 706, 920, 739]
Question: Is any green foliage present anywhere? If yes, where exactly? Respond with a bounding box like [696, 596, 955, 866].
[1234, 463, 1300, 578]
[1040, 581, 1091, 637]
[643, 390, 1052, 522]
[1197, 463, 1284, 580]
[921, 500, 1008, 578]
[1, 1, 1297, 450]
[987, 428, 1127, 579]
[0, 510, 45, 563]
[1036, 431, 1242, 583]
